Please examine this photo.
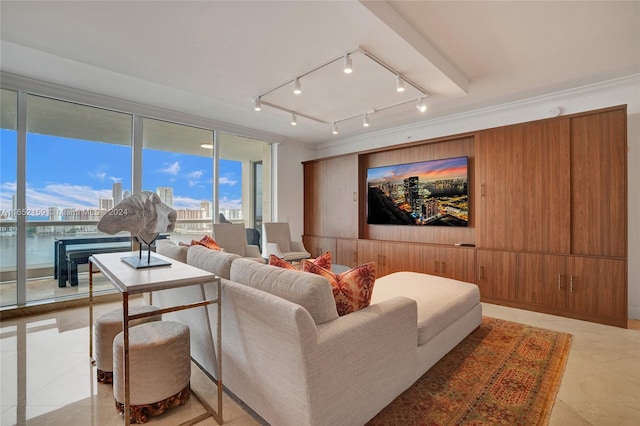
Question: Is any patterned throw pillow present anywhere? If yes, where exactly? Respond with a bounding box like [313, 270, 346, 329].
[190, 235, 221, 250]
[302, 262, 376, 316]
[269, 251, 332, 270]
[268, 254, 297, 270]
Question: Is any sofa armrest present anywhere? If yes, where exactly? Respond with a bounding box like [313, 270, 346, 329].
[245, 244, 262, 258]
[307, 297, 418, 425]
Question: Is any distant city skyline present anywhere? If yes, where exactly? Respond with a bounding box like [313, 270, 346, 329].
[0, 129, 243, 214]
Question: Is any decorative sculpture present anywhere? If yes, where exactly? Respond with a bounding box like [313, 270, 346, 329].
[98, 191, 177, 267]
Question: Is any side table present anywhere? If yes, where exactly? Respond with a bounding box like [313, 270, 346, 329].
[89, 251, 223, 425]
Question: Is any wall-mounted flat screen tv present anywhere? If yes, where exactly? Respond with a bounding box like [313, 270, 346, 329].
[367, 156, 468, 226]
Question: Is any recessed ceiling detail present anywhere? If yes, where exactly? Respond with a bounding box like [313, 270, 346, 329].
[254, 47, 431, 134]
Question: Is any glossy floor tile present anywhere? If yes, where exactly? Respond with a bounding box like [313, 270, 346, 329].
[1, 301, 639, 425]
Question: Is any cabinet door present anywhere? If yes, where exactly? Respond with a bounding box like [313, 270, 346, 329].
[476, 126, 526, 250]
[335, 239, 358, 268]
[520, 119, 570, 253]
[571, 109, 626, 257]
[476, 250, 517, 301]
[517, 253, 566, 309]
[422, 246, 475, 283]
[567, 256, 626, 322]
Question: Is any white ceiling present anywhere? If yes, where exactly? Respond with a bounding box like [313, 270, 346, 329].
[1, 1, 638, 145]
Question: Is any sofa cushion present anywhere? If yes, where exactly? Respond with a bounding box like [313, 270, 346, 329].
[192, 235, 221, 250]
[268, 254, 297, 270]
[302, 262, 376, 316]
[230, 258, 339, 325]
[371, 272, 480, 346]
[156, 240, 188, 264]
[187, 244, 241, 280]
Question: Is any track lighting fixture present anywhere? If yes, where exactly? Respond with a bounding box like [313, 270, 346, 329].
[332, 122, 338, 135]
[416, 97, 427, 113]
[344, 53, 353, 74]
[254, 97, 262, 111]
[291, 113, 297, 126]
[396, 75, 405, 92]
[363, 113, 369, 127]
[294, 78, 302, 95]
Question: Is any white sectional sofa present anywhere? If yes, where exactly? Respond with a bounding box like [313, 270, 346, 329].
[153, 240, 481, 426]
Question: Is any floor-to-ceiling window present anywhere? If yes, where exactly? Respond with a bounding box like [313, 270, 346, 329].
[24, 95, 133, 303]
[142, 118, 214, 245]
[0, 79, 273, 309]
[0, 89, 18, 307]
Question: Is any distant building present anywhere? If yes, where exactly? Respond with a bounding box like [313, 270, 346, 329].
[99, 197, 114, 211]
[156, 187, 174, 208]
[200, 201, 211, 219]
[112, 182, 123, 205]
[122, 190, 131, 200]
[49, 207, 63, 220]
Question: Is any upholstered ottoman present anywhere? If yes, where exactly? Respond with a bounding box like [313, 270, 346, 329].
[94, 305, 162, 384]
[113, 321, 191, 424]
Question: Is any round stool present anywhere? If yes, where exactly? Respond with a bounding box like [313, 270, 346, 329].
[113, 321, 191, 424]
[94, 305, 162, 384]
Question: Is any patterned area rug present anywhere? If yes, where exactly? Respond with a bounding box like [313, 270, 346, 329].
[368, 317, 572, 426]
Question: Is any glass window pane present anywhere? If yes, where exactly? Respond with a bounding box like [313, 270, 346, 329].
[142, 118, 214, 244]
[25, 95, 132, 303]
[1, 89, 18, 307]
[219, 133, 271, 244]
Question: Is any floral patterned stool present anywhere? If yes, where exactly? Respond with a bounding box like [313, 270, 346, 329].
[94, 305, 162, 384]
[113, 321, 191, 424]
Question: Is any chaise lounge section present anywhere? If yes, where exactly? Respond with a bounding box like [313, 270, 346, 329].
[154, 240, 481, 425]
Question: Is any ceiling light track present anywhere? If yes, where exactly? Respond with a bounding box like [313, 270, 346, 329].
[252, 46, 431, 131]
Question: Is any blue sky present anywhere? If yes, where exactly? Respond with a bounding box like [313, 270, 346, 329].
[0, 130, 242, 212]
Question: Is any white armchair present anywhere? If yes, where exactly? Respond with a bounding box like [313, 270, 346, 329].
[212, 223, 265, 263]
[261, 222, 311, 261]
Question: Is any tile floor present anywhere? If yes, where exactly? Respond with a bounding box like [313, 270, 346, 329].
[1, 301, 639, 425]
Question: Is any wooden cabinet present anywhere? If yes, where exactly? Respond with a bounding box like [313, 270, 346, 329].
[357, 240, 413, 277]
[570, 109, 627, 258]
[335, 239, 358, 268]
[421, 245, 476, 283]
[476, 250, 517, 302]
[303, 236, 336, 259]
[303, 155, 359, 239]
[517, 253, 626, 327]
[476, 119, 570, 253]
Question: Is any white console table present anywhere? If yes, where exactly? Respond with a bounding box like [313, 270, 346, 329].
[89, 251, 222, 425]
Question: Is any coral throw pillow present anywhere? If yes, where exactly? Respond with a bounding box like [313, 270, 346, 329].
[270, 251, 332, 270]
[190, 235, 221, 250]
[268, 254, 297, 270]
[303, 262, 376, 316]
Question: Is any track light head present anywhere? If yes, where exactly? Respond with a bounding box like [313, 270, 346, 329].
[396, 75, 405, 92]
[332, 122, 338, 135]
[291, 112, 297, 126]
[363, 113, 370, 127]
[294, 78, 302, 95]
[254, 97, 262, 111]
[344, 53, 353, 74]
[416, 97, 427, 113]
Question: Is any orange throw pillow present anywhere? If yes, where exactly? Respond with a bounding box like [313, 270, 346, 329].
[268, 254, 297, 270]
[270, 251, 332, 270]
[302, 262, 376, 316]
[190, 235, 221, 250]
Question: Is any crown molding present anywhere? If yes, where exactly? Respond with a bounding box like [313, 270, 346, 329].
[316, 73, 640, 154]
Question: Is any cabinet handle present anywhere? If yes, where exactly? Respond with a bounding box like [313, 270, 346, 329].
[480, 184, 486, 197]
[435, 261, 439, 272]
[480, 266, 485, 279]
[557, 274, 562, 291]
[441, 262, 446, 274]
[570, 275, 574, 293]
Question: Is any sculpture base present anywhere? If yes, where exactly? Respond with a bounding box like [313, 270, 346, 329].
[121, 255, 171, 269]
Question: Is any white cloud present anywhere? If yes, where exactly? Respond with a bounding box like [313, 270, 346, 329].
[160, 161, 180, 176]
[110, 177, 122, 183]
[90, 171, 107, 182]
[219, 176, 237, 186]
[186, 170, 204, 179]
[219, 196, 241, 210]
[3, 182, 113, 210]
[173, 195, 205, 210]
